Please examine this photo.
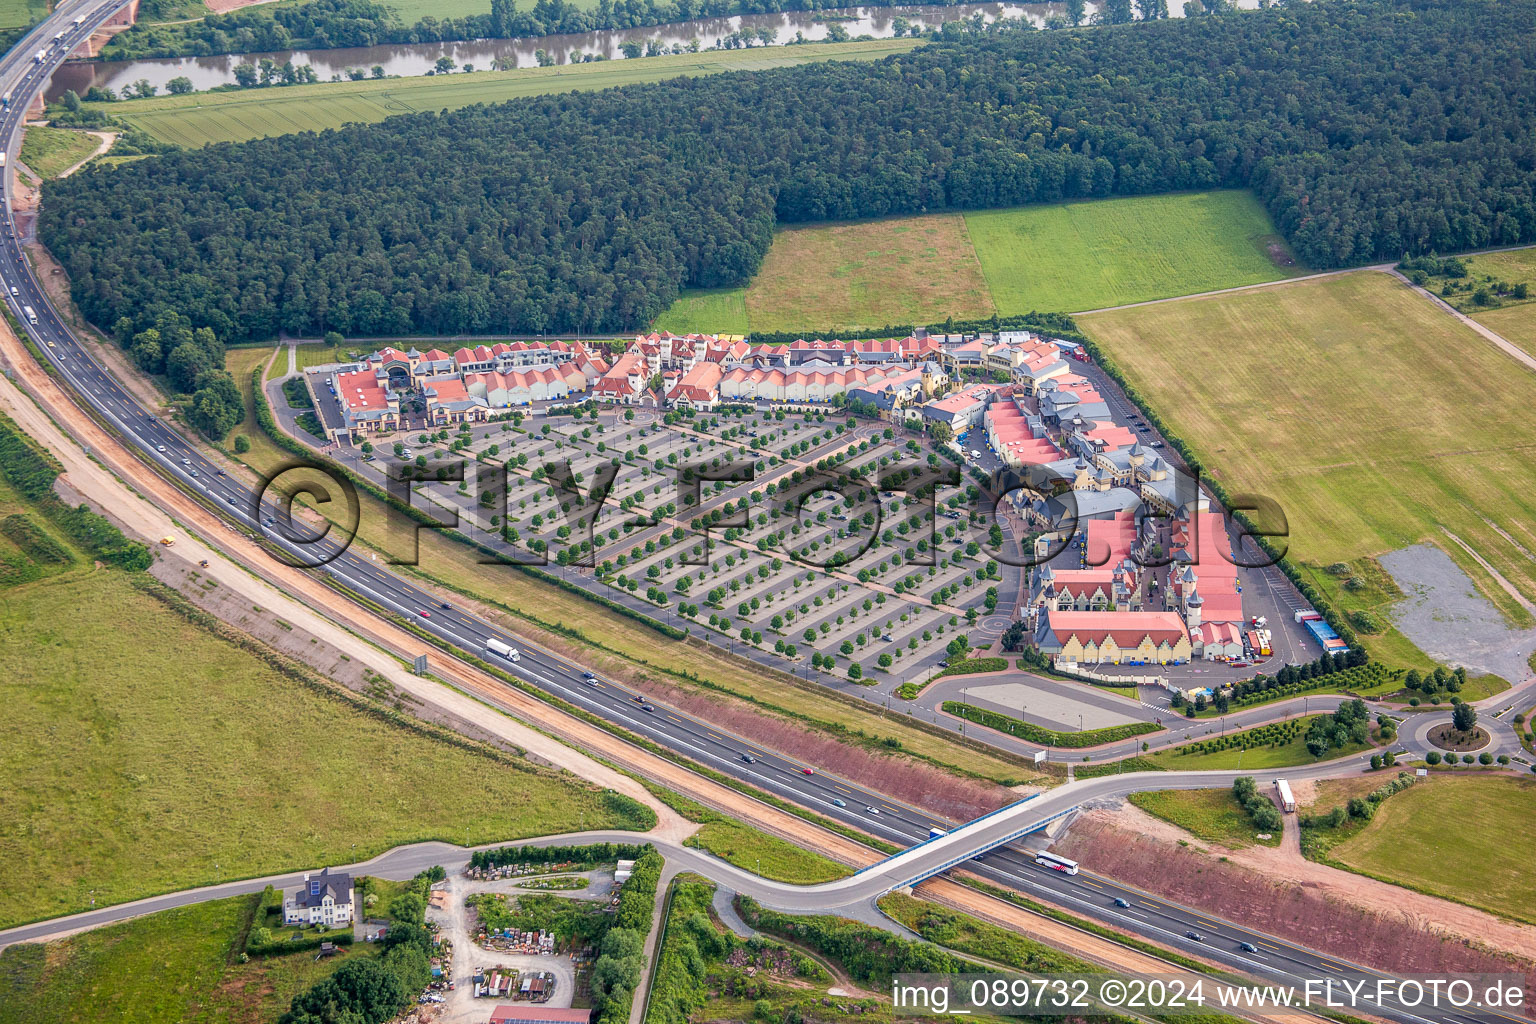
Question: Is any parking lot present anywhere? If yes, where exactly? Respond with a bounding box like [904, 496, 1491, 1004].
[320, 404, 1025, 686]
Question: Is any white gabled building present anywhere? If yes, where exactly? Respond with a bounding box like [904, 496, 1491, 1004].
[284, 868, 355, 927]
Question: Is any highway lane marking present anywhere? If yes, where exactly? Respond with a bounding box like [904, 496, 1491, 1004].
[1080, 879, 1103, 889]
[1139, 901, 1160, 910]
[1257, 941, 1280, 951]
[1196, 918, 1222, 930]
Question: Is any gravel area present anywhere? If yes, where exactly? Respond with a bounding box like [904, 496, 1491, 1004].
[1379, 543, 1536, 683]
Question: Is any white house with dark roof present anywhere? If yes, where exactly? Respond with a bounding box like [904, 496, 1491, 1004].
[284, 868, 355, 927]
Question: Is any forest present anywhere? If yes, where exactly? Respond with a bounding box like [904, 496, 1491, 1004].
[41, 0, 1536, 343]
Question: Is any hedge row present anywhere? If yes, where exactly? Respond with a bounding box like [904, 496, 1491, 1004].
[746, 311, 1088, 348]
[593, 847, 664, 1024]
[942, 701, 1159, 748]
[468, 841, 648, 871]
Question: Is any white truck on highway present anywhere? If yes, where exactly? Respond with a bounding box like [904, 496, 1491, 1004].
[23, 305, 37, 325]
[485, 638, 521, 662]
[32, 50, 45, 64]
[1275, 778, 1296, 813]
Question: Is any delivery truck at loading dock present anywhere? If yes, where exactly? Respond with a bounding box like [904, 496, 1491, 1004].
[485, 638, 521, 662]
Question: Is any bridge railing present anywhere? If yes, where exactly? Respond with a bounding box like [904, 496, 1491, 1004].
[884, 804, 1078, 893]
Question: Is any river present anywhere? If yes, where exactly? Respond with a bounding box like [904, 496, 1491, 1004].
[43, 0, 1250, 101]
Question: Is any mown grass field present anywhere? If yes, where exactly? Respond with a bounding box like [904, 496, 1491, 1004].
[0, 0, 47, 30]
[18, 126, 101, 179]
[1128, 789, 1282, 849]
[1330, 776, 1536, 923]
[654, 190, 1300, 333]
[93, 40, 921, 147]
[1081, 271, 1536, 670]
[0, 478, 643, 927]
[687, 819, 851, 884]
[658, 213, 995, 335]
[0, 895, 376, 1024]
[1474, 304, 1536, 357]
[965, 190, 1303, 314]
[1149, 715, 1371, 770]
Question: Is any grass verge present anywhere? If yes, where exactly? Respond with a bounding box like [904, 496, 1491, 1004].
[1129, 790, 1282, 849]
[685, 819, 852, 884]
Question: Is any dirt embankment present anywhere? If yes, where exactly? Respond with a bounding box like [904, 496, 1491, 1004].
[1055, 809, 1536, 986]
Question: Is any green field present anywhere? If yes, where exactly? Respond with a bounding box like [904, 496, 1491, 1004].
[1150, 716, 1372, 770]
[658, 212, 995, 335]
[1411, 246, 1536, 316]
[93, 41, 921, 147]
[1330, 776, 1536, 922]
[0, 895, 374, 1024]
[964, 190, 1303, 314]
[653, 287, 751, 335]
[1474, 302, 1536, 358]
[1128, 789, 1282, 849]
[686, 819, 851, 884]
[653, 189, 1300, 334]
[1, 471, 648, 927]
[18, 126, 101, 179]
[1081, 271, 1536, 670]
[0, 0, 47, 30]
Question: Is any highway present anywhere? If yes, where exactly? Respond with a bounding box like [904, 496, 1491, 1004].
[0, 16, 1520, 1024]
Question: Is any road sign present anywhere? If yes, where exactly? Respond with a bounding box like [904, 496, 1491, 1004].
[413, 654, 428, 675]
[1033, 750, 1048, 764]
[1415, 768, 1428, 777]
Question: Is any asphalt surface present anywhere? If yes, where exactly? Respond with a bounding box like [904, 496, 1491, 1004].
[0, 19, 1529, 1024]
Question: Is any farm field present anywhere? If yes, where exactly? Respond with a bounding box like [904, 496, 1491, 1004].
[1409, 246, 1536, 316]
[93, 40, 921, 147]
[653, 190, 1300, 334]
[18, 126, 101, 179]
[1330, 776, 1536, 923]
[0, 508, 646, 927]
[1080, 271, 1536, 669]
[0, 895, 375, 1024]
[1149, 715, 1371, 770]
[964, 190, 1303, 314]
[658, 213, 995, 335]
[1473, 304, 1536, 357]
[0, 0, 46, 30]
[1128, 789, 1282, 849]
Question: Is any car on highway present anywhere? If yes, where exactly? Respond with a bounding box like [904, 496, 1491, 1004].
[1185, 931, 1204, 942]
[740, 753, 756, 764]
[419, 610, 431, 618]
[831, 798, 846, 807]
[438, 601, 451, 610]
[581, 671, 596, 680]
[156, 444, 166, 452]
[865, 806, 881, 815]
[1113, 897, 1130, 908]
[188, 468, 199, 478]
[632, 694, 646, 704]
[226, 496, 236, 506]
[641, 703, 656, 713]
[800, 767, 815, 775]
[1239, 941, 1259, 953]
